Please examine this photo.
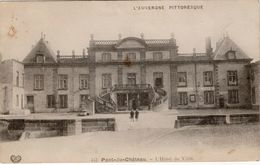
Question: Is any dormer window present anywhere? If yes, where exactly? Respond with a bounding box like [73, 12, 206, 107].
[226, 50, 236, 60]
[36, 54, 44, 63]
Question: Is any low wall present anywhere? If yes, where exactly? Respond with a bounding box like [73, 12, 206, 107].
[175, 114, 260, 128]
[0, 117, 116, 140]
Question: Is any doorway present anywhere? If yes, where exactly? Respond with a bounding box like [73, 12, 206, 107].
[27, 96, 34, 113]
[219, 97, 224, 108]
[128, 93, 138, 110]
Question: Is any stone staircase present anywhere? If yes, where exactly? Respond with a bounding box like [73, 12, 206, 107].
[152, 87, 168, 111]
[95, 89, 117, 113]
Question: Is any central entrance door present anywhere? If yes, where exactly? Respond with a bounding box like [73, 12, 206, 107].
[128, 93, 138, 110]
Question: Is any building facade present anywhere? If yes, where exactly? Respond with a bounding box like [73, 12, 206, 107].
[0, 59, 25, 114]
[20, 34, 253, 113]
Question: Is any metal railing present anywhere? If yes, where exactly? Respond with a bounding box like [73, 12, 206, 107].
[113, 84, 152, 91]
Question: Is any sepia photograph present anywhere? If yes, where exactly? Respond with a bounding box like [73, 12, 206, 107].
[0, 0, 259, 163]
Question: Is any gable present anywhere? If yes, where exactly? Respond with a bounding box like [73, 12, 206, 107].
[213, 37, 251, 60]
[116, 38, 146, 49]
[23, 38, 57, 64]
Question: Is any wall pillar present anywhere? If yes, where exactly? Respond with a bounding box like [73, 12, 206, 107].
[169, 38, 178, 109]
[118, 65, 123, 85]
[53, 67, 58, 111]
[169, 64, 178, 109]
[213, 63, 220, 108]
[88, 48, 96, 98]
[67, 119, 82, 136]
[140, 64, 146, 84]
[140, 49, 146, 84]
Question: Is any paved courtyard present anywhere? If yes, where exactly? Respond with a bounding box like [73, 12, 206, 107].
[0, 108, 260, 162]
[0, 122, 259, 162]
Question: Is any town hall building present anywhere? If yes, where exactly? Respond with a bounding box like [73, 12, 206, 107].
[1, 33, 256, 114]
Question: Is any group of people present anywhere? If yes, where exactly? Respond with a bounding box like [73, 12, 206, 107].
[129, 99, 139, 122]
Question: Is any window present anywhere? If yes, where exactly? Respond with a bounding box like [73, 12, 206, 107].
[36, 54, 44, 63]
[80, 95, 89, 108]
[16, 94, 19, 106]
[203, 71, 213, 86]
[126, 53, 136, 61]
[178, 72, 187, 87]
[27, 96, 34, 105]
[227, 71, 238, 86]
[204, 91, 214, 104]
[59, 95, 68, 108]
[16, 71, 19, 86]
[58, 74, 68, 90]
[47, 95, 55, 108]
[252, 87, 256, 104]
[178, 92, 188, 105]
[34, 74, 44, 90]
[102, 53, 111, 62]
[153, 52, 163, 61]
[228, 90, 239, 104]
[79, 74, 89, 89]
[127, 73, 136, 85]
[102, 73, 112, 88]
[154, 72, 163, 88]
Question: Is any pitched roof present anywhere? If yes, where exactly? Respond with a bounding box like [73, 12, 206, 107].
[23, 38, 57, 64]
[213, 36, 251, 60]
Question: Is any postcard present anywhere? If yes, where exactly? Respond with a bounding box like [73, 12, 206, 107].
[0, 0, 259, 163]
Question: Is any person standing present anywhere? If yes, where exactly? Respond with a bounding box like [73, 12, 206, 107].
[134, 109, 139, 121]
[130, 109, 134, 122]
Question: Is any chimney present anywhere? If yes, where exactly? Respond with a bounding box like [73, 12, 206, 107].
[205, 37, 213, 56]
[140, 33, 144, 39]
[72, 50, 75, 59]
[193, 48, 196, 57]
[89, 34, 95, 47]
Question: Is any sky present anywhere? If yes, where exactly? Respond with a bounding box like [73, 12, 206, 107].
[0, 0, 259, 61]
